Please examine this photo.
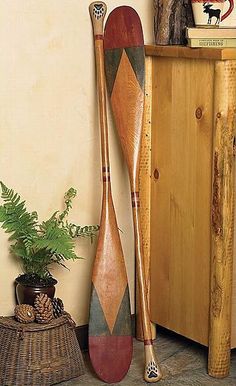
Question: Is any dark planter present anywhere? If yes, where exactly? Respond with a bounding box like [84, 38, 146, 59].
[15, 277, 57, 306]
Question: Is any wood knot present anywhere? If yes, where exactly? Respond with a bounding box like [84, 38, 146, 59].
[195, 107, 203, 120]
[153, 169, 160, 180]
[216, 112, 221, 119]
[211, 275, 223, 318]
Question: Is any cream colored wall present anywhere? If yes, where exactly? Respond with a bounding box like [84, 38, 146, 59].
[0, 0, 153, 325]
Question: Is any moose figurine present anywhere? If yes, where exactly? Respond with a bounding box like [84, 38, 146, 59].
[203, 2, 222, 25]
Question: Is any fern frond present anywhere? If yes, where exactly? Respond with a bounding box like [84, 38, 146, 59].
[58, 187, 77, 223]
[33, 238, 78, 260]
[0, 182, 38, 253]
[0, 182, 97, 280]
[32, 218, 79, 261]
[66, 223, 99, 240]
[11, 241, 28, 259]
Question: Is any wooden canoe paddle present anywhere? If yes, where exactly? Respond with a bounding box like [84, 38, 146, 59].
[104, 6, 162, 383]
[88, 2, 132, 383]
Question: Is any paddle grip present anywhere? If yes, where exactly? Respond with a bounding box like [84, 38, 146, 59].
[89, 2, 107, 36]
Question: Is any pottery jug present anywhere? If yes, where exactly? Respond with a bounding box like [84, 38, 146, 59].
[191, 0, 234, 27]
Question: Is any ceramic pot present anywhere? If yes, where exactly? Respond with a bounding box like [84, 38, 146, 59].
[15, 278, 57, 305]
[191, 0, 232, 27]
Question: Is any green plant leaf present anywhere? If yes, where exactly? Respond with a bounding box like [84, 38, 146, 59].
[0, 182, 38, 251]
[32, 218, 79, 261]
[0, 181, 98, 280]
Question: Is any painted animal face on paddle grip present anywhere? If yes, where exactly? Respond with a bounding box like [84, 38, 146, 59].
[91, 2, 106, 20]
[89, 2, 107, 36]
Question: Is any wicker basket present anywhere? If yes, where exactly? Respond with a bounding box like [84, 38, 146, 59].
[0, 314, 84, 386]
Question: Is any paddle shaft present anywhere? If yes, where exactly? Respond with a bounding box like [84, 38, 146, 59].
[131, 168, 162, 383]
[131, 179, 151, 343]
[90, 8, 110, 188]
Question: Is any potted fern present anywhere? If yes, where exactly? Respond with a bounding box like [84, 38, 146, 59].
[0, 182, 98, 305]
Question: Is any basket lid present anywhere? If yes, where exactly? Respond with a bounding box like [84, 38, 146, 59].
[0, 313, 75, 332]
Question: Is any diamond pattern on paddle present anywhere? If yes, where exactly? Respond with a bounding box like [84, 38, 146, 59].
[92, 208, 128, 334]
[110, 49, 144, 174]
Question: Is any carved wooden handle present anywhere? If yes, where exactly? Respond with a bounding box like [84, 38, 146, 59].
[89, 2, 107, 36]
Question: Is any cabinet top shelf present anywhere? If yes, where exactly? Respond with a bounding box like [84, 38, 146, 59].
[145, 45, 236, 61]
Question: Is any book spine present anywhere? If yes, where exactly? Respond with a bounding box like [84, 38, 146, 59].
[186, 28, 236, 39]
[187, 38, 236, 48]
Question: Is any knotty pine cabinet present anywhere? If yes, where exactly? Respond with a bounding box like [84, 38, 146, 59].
[141, 46, 236, 378]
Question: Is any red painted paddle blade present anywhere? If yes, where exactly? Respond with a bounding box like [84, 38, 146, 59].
[104, 6, 145, 178]
[89, 283, 133, 383]
[104, 6, 144, 49]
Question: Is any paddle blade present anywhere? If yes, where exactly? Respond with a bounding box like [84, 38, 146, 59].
[89, 4, 134, 382]
[104, 6, 145, 179]
[88, 196, 133, 383]
[89, 284, 133, 383]
[104, 6, 144, 49]
[104, 6, 163, 383]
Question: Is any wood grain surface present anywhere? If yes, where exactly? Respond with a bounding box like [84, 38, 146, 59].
[136, 56, 156, 342]
[208, 60, 236, 378]
[147, 46, 236, 377]
[104, 6, 162, 383]
[153, 0, 194, 45]
[150, 56, 214, 346]
[89, 3, 132, 383]
[145, 45, 236, 61]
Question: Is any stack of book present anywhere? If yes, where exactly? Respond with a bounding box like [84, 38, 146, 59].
[186, 27, 236, 48]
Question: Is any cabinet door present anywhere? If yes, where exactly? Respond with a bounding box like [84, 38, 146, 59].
[150, 56, 215, 346]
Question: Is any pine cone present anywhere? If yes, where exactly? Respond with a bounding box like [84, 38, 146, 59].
[34, 293, 54, 324]
[52, 298, 64, 318]
[15, 304, 35, 323]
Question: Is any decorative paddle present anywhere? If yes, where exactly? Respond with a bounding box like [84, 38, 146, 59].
[88, 2, 132, 383]
[104, 6, 162, 383]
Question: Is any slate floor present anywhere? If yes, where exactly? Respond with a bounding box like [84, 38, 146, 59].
[62, 328, 236, 386]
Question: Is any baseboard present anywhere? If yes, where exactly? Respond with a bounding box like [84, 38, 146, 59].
[76, 314, 136, 351]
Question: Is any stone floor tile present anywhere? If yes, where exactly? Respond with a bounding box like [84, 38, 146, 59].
[60, 329, 236, 386]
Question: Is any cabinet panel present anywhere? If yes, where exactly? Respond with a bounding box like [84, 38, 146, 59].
[150, 57, 215, 346]
[145, 46, 236, 377]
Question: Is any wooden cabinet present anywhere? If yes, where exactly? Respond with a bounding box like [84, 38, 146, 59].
[142, 46, 236, 378]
